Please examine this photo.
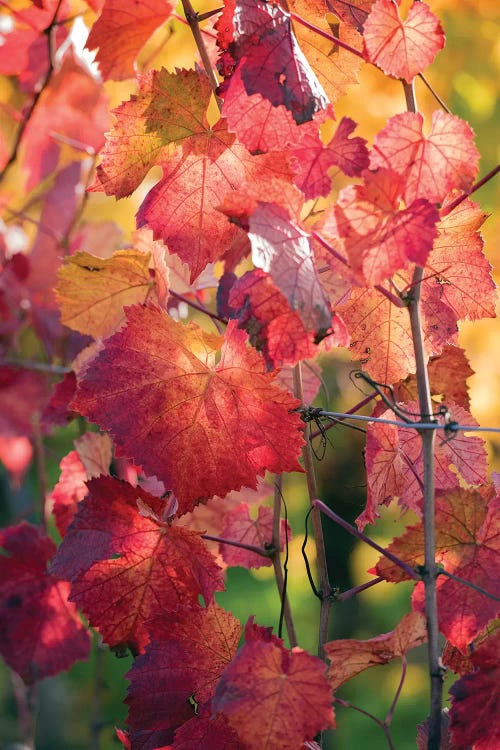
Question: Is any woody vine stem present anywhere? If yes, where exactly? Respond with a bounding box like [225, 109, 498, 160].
[403, 79, 442, 749]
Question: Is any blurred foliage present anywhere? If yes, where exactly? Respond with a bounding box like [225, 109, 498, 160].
[0, 0, 499, 748]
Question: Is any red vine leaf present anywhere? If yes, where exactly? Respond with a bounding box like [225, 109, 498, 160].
[228, 269, 318, 369]
[0, 522, 90, 683]
[222, 66, 298, 154]
[229, 0, 329, 124]
[72, 307, 304, 514]
[49, 432, 112, 536]
[220, 503, 289, 569]
[327, 0, 372, 33]
[370, 111, 480, 204]
[416, 712, 453, 750]
[449, 630, 500, 750]
[213, 619, 335, 748]
[360, 401, 488, 528]
[172, 711, 247, 750]
[421, 202, 496, 324]
[337, 286, 417, 383]
[376, 488, 500, 651]
[89, 67, 220, 198]
[334, 168, 439, 285]
[51, 476, 224, 655]
[325, 611, 427, 691]
[363, 0, 445, 83]
[393, 345, 474, 410]
[126, 603, 241, 748]
[86, 0, 174, 80]
[248, 203, 332, 335]
[287, 0, 364, 105]
[137, 144, 247, 282]
[22, 48, 109, 191]
[292, 116, 369, 199]
[0, 367, 50, 437]
[90, 67, 250, 281]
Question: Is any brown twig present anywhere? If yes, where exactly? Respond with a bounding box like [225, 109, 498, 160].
[10, 671, 37, 750]
[272, 475, 298, 646]
[440, 164, 500, 217]
[290, 12, 364, 59]
[0, 0, 64, 183]
[32, 412, 49, 530]
[180, 0, 221, 107]
[89, 635, 105, 750]
[2, 358, 70, 375]
[294, 363, 332, 657]
[202, 534, 273, 558]
[313, 499, 420, 581]
[403, 79, 443, 750]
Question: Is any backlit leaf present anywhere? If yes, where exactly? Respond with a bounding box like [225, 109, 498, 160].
[0, 523, 90, 683]
[72, 306, 304, 514]
[51, 476, 224, 654]
[363, 0, 445, 83]
[334, 168, 439, 285]
[288, 0, 364, 105]
[449, 631, 500, 750]
[86, 0, 174, 80]
[230, 0, 329, 124]
[325, 611, 426, 691]
[376, 488, 500, 650]
[370, 111, 480, 204]
[213, 621, 335, 749]
[228, 269, 318, 368]
[50, 432, 112, 536]
[248, 203, 332, 335]
[220, 504, 289, 569]
[126, 603, 240, 748]
[360, 401, 488, 528]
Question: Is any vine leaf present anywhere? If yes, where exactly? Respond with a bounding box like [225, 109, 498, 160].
[448, 630, 500, 750]
[370, 111, 480, 204]
[56, 249, 164, 339]
[287, 0, 364, 105]
[228, 269, 318, 369]
[86, 0, 174, 81]
[220, 503, 289, 569]
[90, 67, 249, 281]
[228, 0, 329, 124]
[375, 488, 500, 651]
[360, 401, 488, 528]
[171, 712, 246, 750]
[89, 66, 221, 198]
[393, 345, 474, 410]
[49, 432, 112, 536]
[213, 618, 335, 749]
[0, 522, 90, 683]
[422, 199, 497, 323]
[325, 611, 427, 691]
[363, 0, 445, 83]
[0, 0, 69, 94]
[337, 286, 418, 383]
[0, 367, 50, 437]
[334, 167, 439, 285]
[248, 203, 332, 335]
[72, 306, 304, 513]
[50, 476, 224, 655]
[327, 0, 372, 33]
[126, 602, 241, 748]
[136, 143, 247, 282]
[22, 48, 109, 191]
[291, 115, 369, 199]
